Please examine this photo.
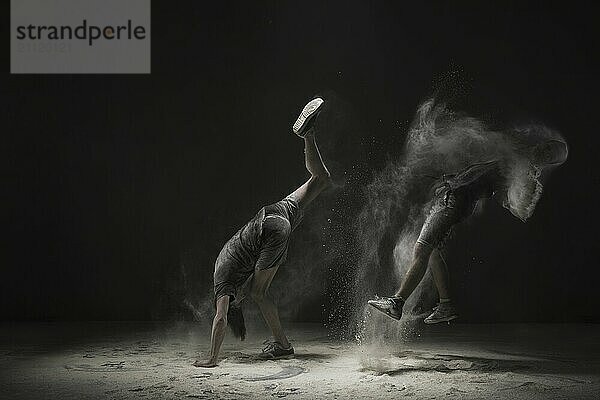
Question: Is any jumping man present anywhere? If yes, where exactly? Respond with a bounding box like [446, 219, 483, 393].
[368, 139, 567, 323]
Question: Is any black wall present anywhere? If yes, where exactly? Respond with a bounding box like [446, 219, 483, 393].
[2, 1, 598, 321]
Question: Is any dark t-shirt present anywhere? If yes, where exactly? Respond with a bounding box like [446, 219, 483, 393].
[213, 197, 303, 301]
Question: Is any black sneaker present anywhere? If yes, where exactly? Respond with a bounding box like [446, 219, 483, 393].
[292, 97, 324, 137]
[259, 341, 295, 359]
[367, 296, 404, 320]
[424, 302, 459, 324]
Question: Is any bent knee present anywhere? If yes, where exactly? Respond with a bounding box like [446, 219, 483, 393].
[318, 173, 333, 187]
[310, 173, 332, 190]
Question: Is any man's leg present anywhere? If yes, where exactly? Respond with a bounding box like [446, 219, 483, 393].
[425, 249, 459, 324]
[430, 249, 451, 300]
[368, 242, 433, 320]
[395, 242, 434, 300]
[288, 130, 332, 209]
[250, 266, 291, 349]
[368, 190, 466, 321]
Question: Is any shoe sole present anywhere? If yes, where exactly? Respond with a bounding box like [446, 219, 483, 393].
[424, 314, 459, 324]
[292, 98, 324, 137]
[368, 302, 401, 321]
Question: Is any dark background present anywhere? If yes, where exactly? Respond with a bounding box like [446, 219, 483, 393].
[2, 1, 598, 322]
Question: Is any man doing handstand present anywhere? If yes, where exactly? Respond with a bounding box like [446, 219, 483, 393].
[194, 98, 331, 367]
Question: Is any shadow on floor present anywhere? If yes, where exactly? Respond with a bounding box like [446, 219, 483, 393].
[360, 349, 597, 379]
[224, 351, 335, 364]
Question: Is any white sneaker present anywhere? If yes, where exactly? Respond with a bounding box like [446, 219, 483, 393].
[424, 302, 459, 324]
[367, 296, 404, 321]
[292, 97, 324, 137]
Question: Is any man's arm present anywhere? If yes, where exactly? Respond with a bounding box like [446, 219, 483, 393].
[193, 295, 229, 368]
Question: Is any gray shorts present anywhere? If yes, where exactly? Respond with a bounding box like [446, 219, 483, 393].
[417, 189, 475, 249]
[213, 196, 303, 302]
